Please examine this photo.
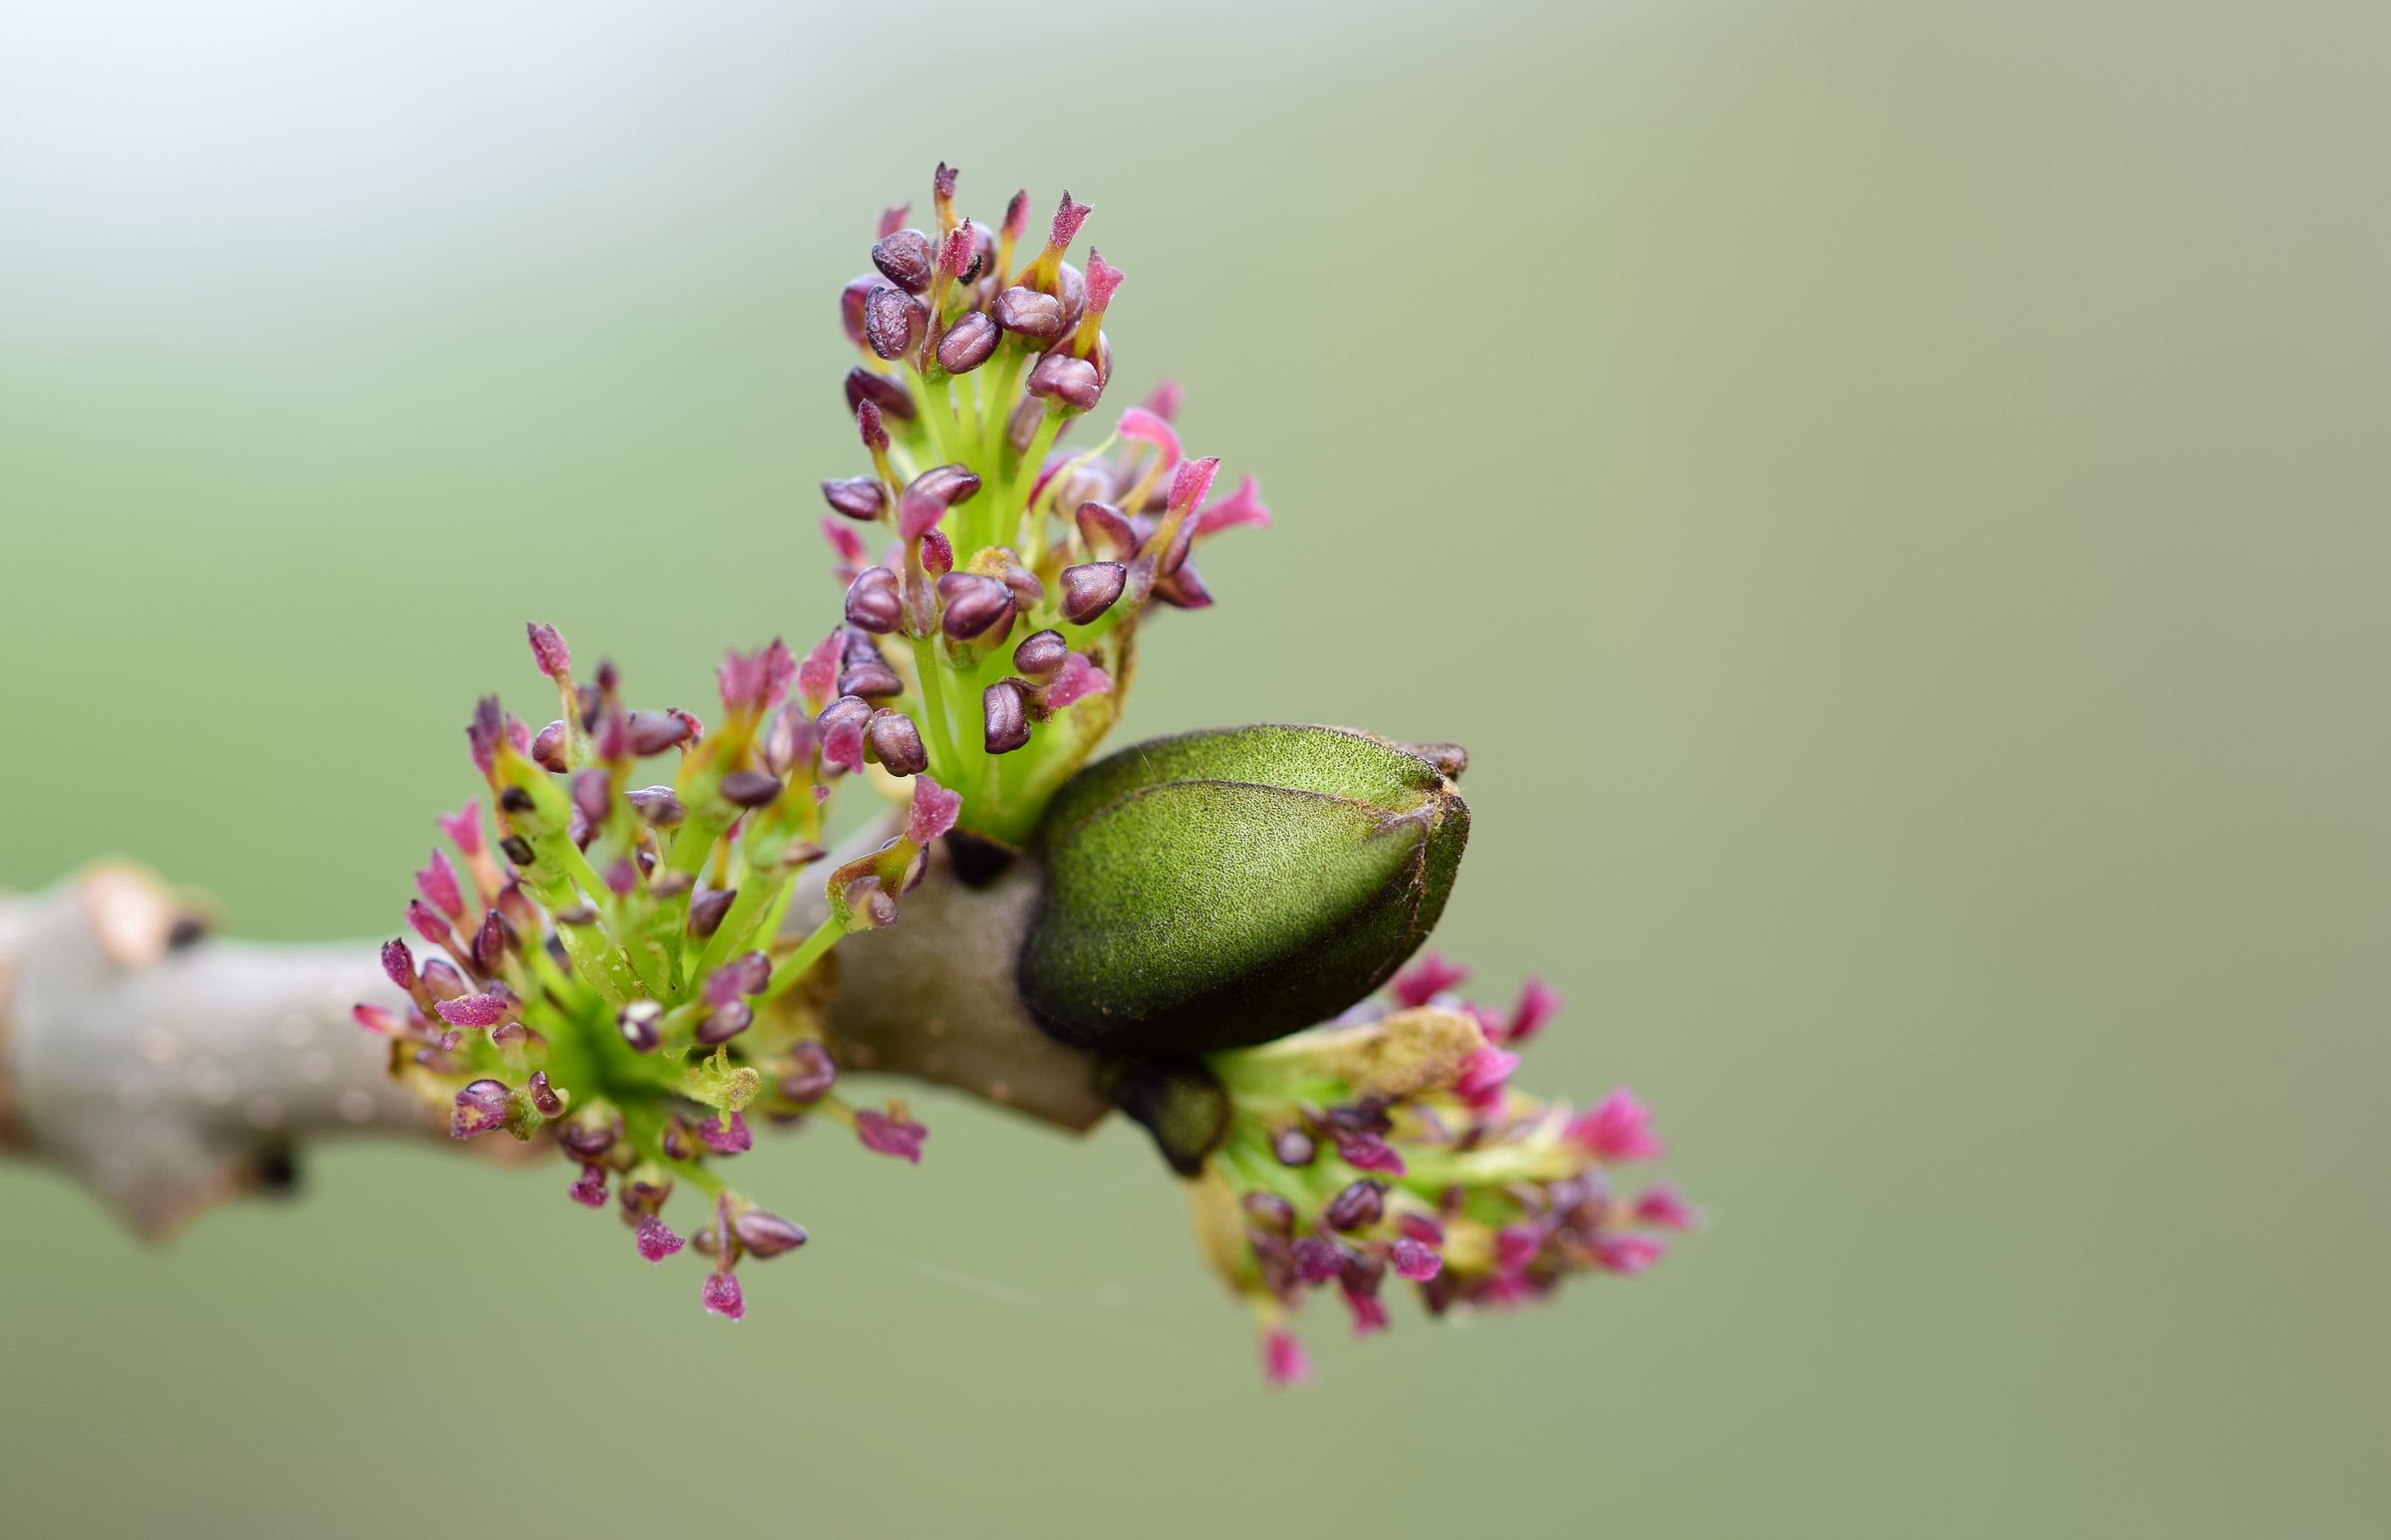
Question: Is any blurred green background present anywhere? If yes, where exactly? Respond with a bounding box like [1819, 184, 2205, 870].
[3, 1, 2384, 1535]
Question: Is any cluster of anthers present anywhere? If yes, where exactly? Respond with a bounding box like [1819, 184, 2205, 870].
[1192, 954, 1694, 1386]
[822, 163, 1269, 845]
[355, 624, 956, 1320]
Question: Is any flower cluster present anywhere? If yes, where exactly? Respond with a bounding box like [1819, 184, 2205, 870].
[356, 623, 957, 1320]
[1188, 954, 1694, 1386]
[821, 165, 1271, 845]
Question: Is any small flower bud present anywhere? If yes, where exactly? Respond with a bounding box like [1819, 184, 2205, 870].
[627, 785, 685, 827]
[983, 679, 1030, 755]
[839, 274, 879, 347]
[733, 1209, 809, 1258]
[688, 886, 738, 938]
[531, 719, 570, 772]
[1059, 561, 1127, 625]
[695, 1001, 753, 1046]
[1324, 1180, 1386, 1233]
[626, 710, 694, 756]
[843, 567, 904, 634]
[718, 771, 784, 809]
[1011, 628, 1069, 678]
[616, 999, 664, 1053]
[871, 228, 933, 293]
[450, 1079, 511, 1140]
[779, 1040, 838, 1104]
[935, 311, 998, 374]
[991, 286, 1066, 339]
[936, 572, 1014, 642]
[821, 475, 887, 522]
[526, 622, 572, 680]
[1273, 1128, 1318, 1166]
[864, 285, 926, 361]
[865, 709, 928, 777]
[843, 366, 915, 422]
[907, 463, 982, 508]
[1025, 350, 1102, 411]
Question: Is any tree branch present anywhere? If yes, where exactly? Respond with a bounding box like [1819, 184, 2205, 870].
[0, 830, 1106, 1239]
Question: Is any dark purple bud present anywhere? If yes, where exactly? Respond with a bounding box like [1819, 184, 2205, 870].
[1389, 1235, 1444, 1281]
[780, 1041, 838, 1103]
[1274, 1127, 1318, 1166]
[560, 1108, 622, 1160]
[380, 937, 417, 992]
[983, 679, 1030, 755]
[733, 1209, 809, 1258]
[1292, 1236, 1344, 1284]
[571, 769, 611, 830]
[857, 398, 889, 453]
[688, 887, 738, 939]
[936, 573, 1015, 641]
[864, 285, 926, 361]
[935, 311, 998, 374]
[1153, 560, 1213, 610]
[1025, 350, 1102, 410]
[839, 656, 904, 699]
[763, 705, 818, 777]
[722, 951, 772, 996]
[1011, 629, 1069, 677]
[526, 1069, 565, 1118]
[1060, 561, 1127, 625]
[821, 476, 887, 522]
[1002, 563, 1043, 611]
[843, 366, 915, 422]
[866, 709, 928, 777]
[661, 1118, 698, 1161]
[1075, 500, 1137, 558]
[871, 228, 933, 293]
[473, 910, 509, 973]
[1324, 1180, 1387, 1234]
[839, 274, 880, 347]
[719, 770, 784, 809]
[616, 999, 663, 1053]
[1242, 1191, 1297, 1237]
[531, 719, 570, 773]
[907, 463, 982, 508]
[497, 835, 534, 868]
[627, 785, 685, 827]
[626, 710, 694, 756]
[419, 956, 467, 1001]
[992, 286, 1066, 340]
[919, 527, 953, 576]
[695, 1001, 753, 1046]
[844, 567, 903, 634]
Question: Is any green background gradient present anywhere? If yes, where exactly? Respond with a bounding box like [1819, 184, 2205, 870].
[3, 2, 2383, 1535]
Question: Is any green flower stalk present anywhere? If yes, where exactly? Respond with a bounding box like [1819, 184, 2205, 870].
[820, 166, 1270, 846]
[357, 625, 958, 1319]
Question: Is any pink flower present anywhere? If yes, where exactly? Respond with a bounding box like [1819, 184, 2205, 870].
[414, 851, 465, 920]
[1632, 1184, 1696, 1231]
[1083, 248, 1125, 315]
[908, 776, 962, 847]
[855, 1107, 928, 1163]
[1343, 1287, 1390, 1338]
[1115, 404, 1181, 470]
[449, 1080, 510, 1140]
[1389, 1236, 1444, 1281]
[1455, 1046, 1520, 1104]
[433, 992, 514, 1029]
[1494, 1222, 1544, 1273]
[635, 1214, 683, 1262]
[437, 801, 485, 857]
[1193, 474, 1272, 537]
[351, 1003, 402, 1036]
[525, 622, 572, 679]
[1566, 1087, 1665, 1162]
[1260, 1327, 1312, 1388]
[821, 516, 868, 570]
[1505, 978, 1562, 1044]
[1167, 455, 1220, 515]
[1042, 653, 1111, 711]
[699, 1112, 752, 1155]
[405, 899, 453, 948]
[701, 1270, 746, 1321]
[1391, 952, 1467, 1008]
[1333, 1131, 1407, 1176]
[1591, 1232, 1666, 1276]
[798, 631, 843, 712]
[568, 1165, 608, 1209]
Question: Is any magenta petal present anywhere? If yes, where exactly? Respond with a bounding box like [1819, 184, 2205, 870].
[1116, 405, 1182, 471]
[907, 777, 962, 847]
[1390, 952, 1467, 1008]
[1260, 1328, 1312, 1388]
[1041, 653, 1111, 711]
[701, 1270, 746, 1321]
[699, 1111, 752, 1155]
[855, 1108, 928, 1163]
[635, 1213, 684, 1262]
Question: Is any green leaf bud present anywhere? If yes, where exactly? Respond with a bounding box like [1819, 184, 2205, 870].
[1017, 725, 1469, 1056]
